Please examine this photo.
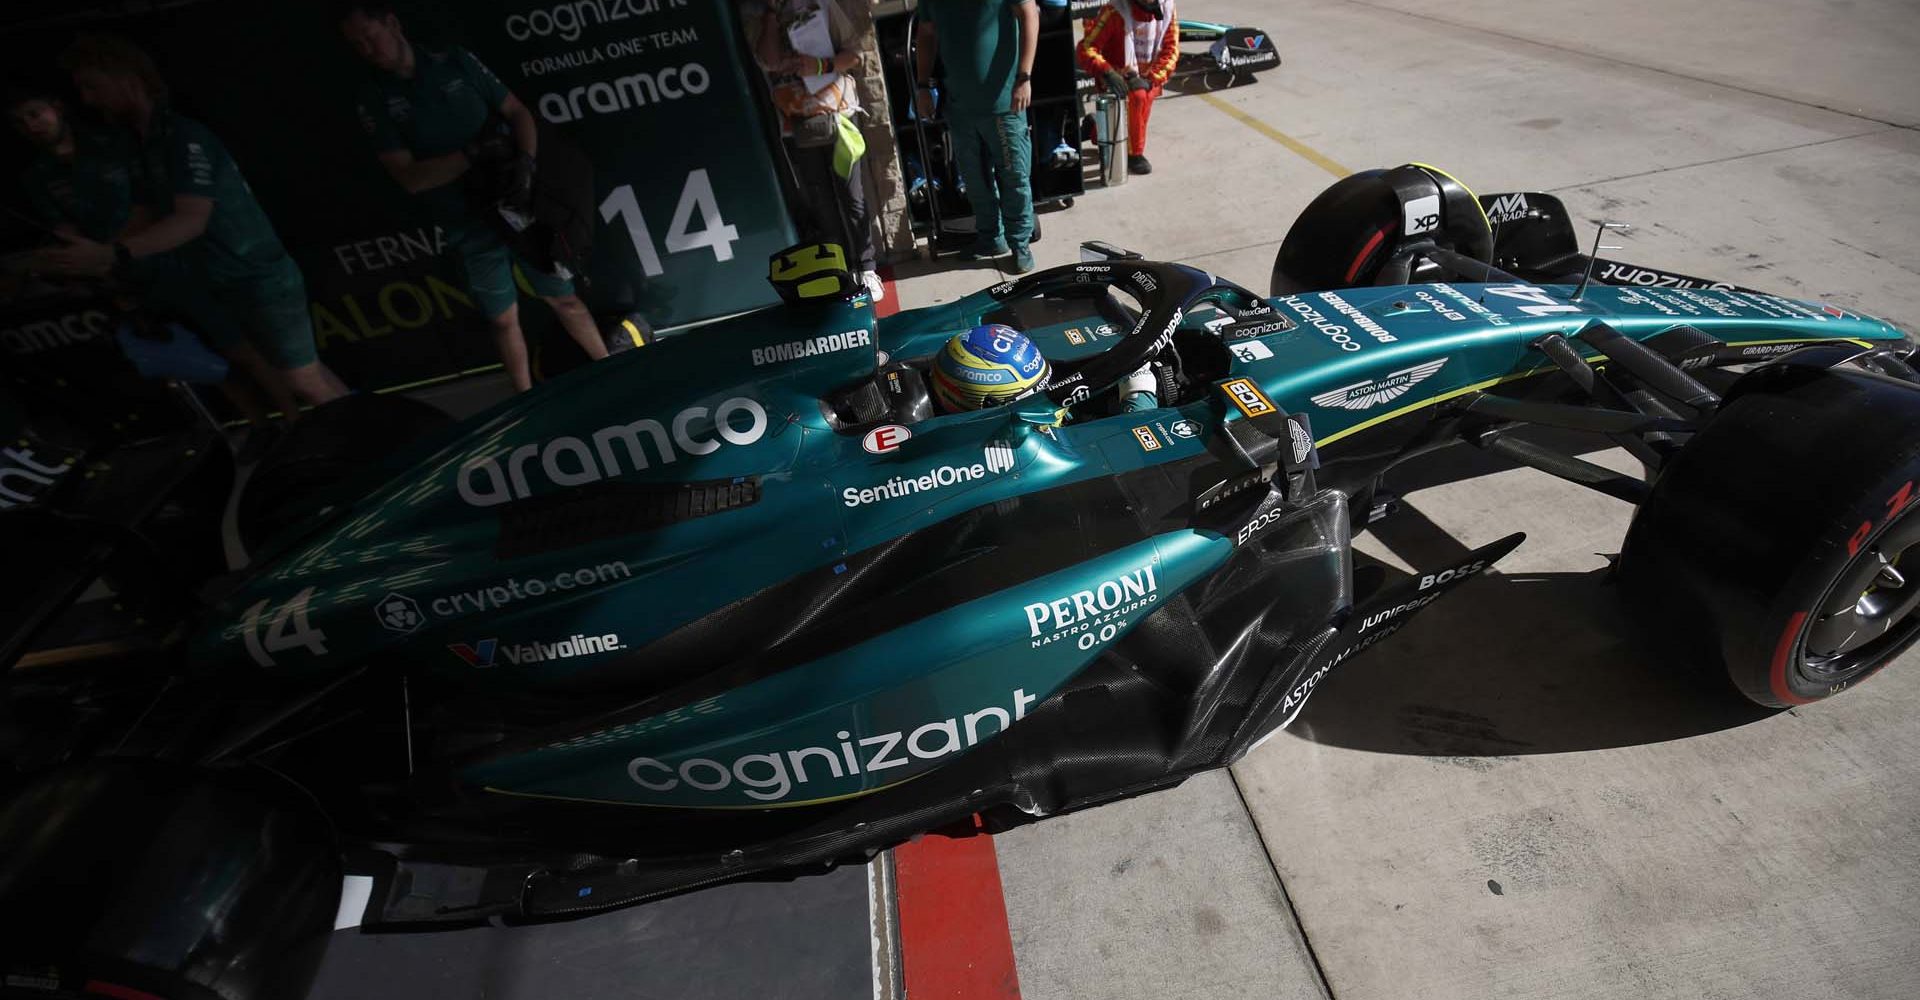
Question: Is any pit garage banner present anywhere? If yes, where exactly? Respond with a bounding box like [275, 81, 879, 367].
[0, 0, 794, 394]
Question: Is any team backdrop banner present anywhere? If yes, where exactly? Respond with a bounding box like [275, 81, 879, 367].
[0, 0, 794, 394]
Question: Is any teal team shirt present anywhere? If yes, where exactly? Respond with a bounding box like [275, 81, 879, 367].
[355, 46, 512, 227]
[129, 107, 294, 286]
[20, 124, 134, 242]
[924, 0, 1034, 115]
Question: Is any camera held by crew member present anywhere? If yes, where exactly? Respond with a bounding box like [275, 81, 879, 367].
[1076, 0, 1179, 176]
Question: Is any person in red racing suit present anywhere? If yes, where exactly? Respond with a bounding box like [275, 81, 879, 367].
[1076, 0, 1178, 175]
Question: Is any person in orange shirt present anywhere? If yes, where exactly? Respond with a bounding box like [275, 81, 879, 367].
[1077, 0, 1179, 175]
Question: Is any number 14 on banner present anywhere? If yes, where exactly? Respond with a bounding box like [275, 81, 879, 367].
[599, 168, 741, 277]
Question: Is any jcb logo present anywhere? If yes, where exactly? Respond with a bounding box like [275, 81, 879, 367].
[1220, 378, 1277, 418]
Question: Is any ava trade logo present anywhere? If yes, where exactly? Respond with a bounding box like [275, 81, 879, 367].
[448, 632, 626, 668]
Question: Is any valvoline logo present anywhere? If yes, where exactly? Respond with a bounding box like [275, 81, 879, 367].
[448, 638, 498, 668]
[448, 632, 627, 668]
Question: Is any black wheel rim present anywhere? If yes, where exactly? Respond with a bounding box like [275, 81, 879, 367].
[1802, 504, 1920, 682]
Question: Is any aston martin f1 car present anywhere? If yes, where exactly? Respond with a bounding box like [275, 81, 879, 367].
[3, 164, 1917, 999]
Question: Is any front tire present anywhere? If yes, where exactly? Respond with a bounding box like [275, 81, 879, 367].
[1619, 365, 1920, 707]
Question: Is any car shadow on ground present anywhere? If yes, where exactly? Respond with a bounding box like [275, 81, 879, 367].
[1287, 441, 1780, 757]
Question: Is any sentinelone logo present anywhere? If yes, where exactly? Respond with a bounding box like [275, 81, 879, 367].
[458, 398, 766, 507]
[625, 687, 1041, 803]
[841, 442, 1016, 508]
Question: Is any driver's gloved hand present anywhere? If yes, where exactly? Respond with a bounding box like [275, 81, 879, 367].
[1127, 73, 1151, 92]
[1120, 363, 1159, 413]
[1104, 70, 1128, 94]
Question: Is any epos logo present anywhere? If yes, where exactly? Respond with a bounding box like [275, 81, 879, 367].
[1220, 378, 1277, 418]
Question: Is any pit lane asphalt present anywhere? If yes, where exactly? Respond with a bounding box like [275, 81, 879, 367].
[892, 1, 1920, 997]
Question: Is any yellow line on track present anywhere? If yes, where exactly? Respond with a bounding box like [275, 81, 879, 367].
[1196, 93, 1352, 178]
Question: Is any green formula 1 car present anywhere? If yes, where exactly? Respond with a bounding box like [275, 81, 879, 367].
[2, 163, 1916, 999]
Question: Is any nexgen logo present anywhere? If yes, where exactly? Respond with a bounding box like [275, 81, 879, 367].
[458, 398, 768, 507]
[1220, 378, 1277, 417]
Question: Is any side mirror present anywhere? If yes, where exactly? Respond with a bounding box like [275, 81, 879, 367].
[1011, 397, 1064, 434]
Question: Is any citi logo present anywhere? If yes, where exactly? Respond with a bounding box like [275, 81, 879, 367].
[457, 397, 768, 507]
[448, 632, 626, 668]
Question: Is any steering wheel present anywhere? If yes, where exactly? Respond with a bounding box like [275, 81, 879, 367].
[982, 260, 1216, 406]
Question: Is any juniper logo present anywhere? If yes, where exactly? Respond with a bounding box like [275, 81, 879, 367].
[1309, 359, 1449, 411]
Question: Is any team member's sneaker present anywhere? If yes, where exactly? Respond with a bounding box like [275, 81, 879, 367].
[861, 270, 886, 303]
[1010, 247, 1036, 274]
[966, 238, 1010, 261]
[1129, 154, 1153, 175]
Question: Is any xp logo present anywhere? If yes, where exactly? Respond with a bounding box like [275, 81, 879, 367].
[374, 592, 424, 633]
[984, 440, 1017, 474]
[1219, 378, 1277, 418]
[1230, 340, 1275, 363]
[448, 638, 499, 668]
[1403, 194, 1441, 236]
[862, 424, 912, 455]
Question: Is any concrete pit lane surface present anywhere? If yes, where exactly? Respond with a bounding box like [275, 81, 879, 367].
[313, 0, 1920, 997]
[906, 1, 1920, 998]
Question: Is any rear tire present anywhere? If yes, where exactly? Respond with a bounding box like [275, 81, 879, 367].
[237, 393, 453, 553]
[1618, 366, 1920, 707]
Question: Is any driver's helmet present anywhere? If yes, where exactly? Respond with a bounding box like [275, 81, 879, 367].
[931, 323, 1050, 412]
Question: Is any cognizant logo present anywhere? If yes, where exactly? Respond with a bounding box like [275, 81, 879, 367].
[504, 0, 683, 43]
[626, 688, 1040, 803]
[0, 446, 74, 509]
[457, 397, 766, 507]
